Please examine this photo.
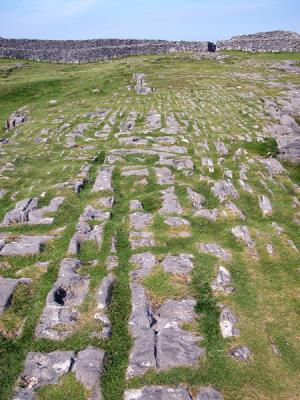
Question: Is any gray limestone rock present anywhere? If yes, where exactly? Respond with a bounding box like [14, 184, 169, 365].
[96, 273, 115, 311]
[225, 201, 246, 221]
[146, 111, 161, 130]
[155, 298, 204, 370]
[124, 386, 192, 400]
[194, 208, 218, 221]
[134, 73, 153, 94]
[202, 157, 214, 173]
[126, 283, 156, 379]
[98, 196, 114, 208]
[229, 346, 251, 361]
[259, 158, 285, 176]
[122, 167, 149, 177]
[164, 217, 190, 227]
[79, 205, 110, 223]
[130, 252, 157, 279]
[68, 223, 104, 255]
[231, 226, 255, 247]
[164, 217, 191, 237]
[153, 144, 187, 155]
[130, 212, 153, 230]
[27, 197, 64, 225]
[198, 243, 231, 261]
[0, 198, 38, 226]
[211, 266, 233, 294]
[6, 111, 27, 130]
[119, 136, 148, 146]
[127, 284, 204, 378]
[159, 187, 183, 215]
[155, 167, 174, 185]
[12, 388, 35, 400]
[0, 235, 53, 256]
[129, 231, 155, 250]
[106, 255, 119, 271]
[73, 346, 105, 400]
[258, 195, 273, 216]
[187, 187, 205, 210]
[212, 180, 239, 203]
[215, 141, 228, 156]
[0, 277, 21, 315]
[219, 306, 240, 338]
[35, 258, 89, 340]
[130, 200, 144, 211]
[15, 351, 74, 390]
[92, 166, 114, 192]
[162, 254, 194, 275]
[195, 387, 224, 400]
[70, 163, 90, 193]
[158, 153, 194, 172]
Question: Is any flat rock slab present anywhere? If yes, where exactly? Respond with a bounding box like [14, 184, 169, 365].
[155, 298, 204, 370]
[119, 136, 148, 146]
[122, 167, 149, 177]
[36, 258, 89, 340]
[92, 166, 114, 192]
[155, 167, 174, 185]
[146, 111, 161, 130]
[129, 232, 155, 250]
[162, 254, 194, 275]
[197, 243, 231, 261]
[130, 252, 157, 279]
[74, 346, 105, 400]
[13, 347, 105, 400]
[124, 386, 192, 400]
[130, 212, 153, 230]
[0, 277, 20, 315]
[0, 235, 53, 256]
[127, 282, 156, 379]
[127, 282, 204, 378]
[159, 187, 183, 215]
[14, 351, 74, 391]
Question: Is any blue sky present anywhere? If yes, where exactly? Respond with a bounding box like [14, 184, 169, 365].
[1, 0, 299, 41]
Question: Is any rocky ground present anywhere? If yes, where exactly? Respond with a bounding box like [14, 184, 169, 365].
[0, 51, 300, 400]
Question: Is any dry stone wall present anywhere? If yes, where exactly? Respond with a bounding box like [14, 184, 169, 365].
[0, 38, 208, 63]
[217, 31, 300, 52]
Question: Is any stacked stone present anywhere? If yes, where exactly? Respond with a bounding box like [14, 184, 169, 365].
[217, 30, 300, 52]
[0, 37, 208, 63]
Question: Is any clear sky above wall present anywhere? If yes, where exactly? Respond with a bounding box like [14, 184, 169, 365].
[1, 0, 299, 41]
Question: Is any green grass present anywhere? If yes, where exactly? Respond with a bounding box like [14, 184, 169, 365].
[0, 50, 300, 400]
